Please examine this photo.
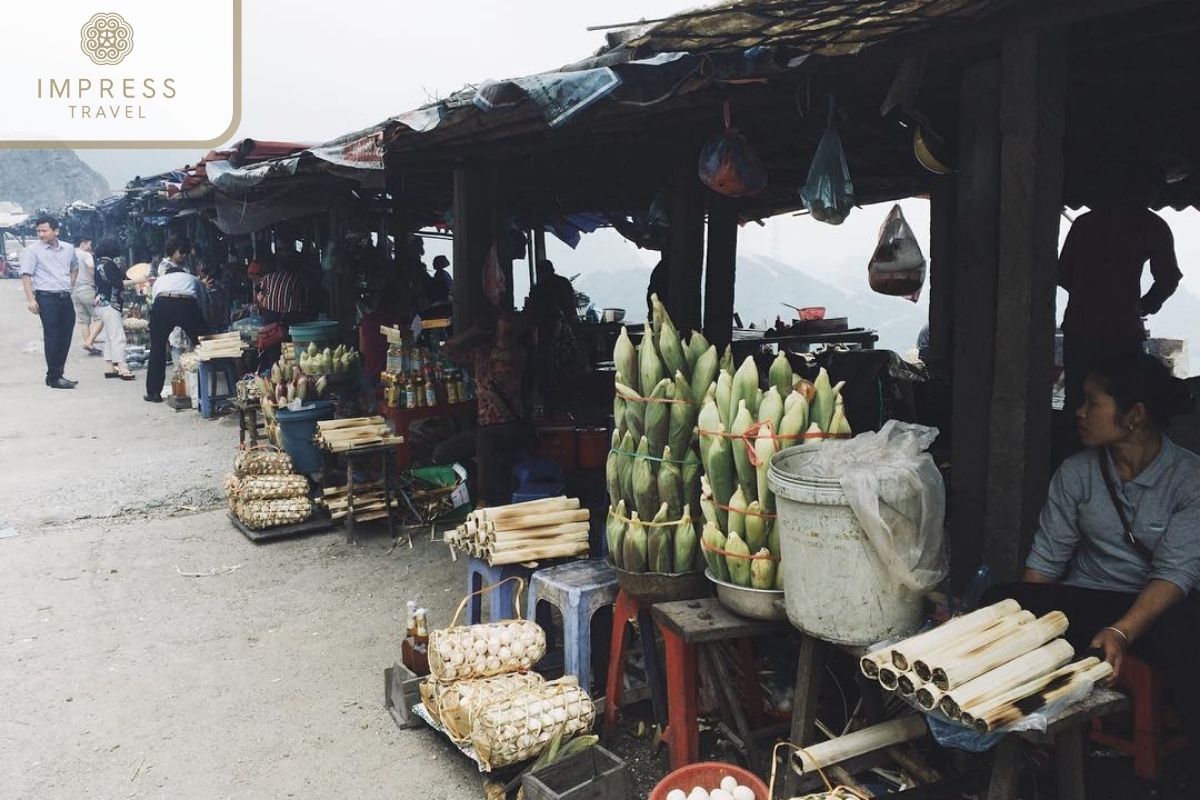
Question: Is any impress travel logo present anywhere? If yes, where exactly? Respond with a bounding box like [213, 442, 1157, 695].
[2, 1, 242, 148]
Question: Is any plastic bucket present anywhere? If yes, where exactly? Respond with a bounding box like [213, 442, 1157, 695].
[289, 321, 339, 351]
[768, 444, 923, 646]
[648, 762, 769, 800]
[575, 427, 609, 470]
[276, 401, 335, 474]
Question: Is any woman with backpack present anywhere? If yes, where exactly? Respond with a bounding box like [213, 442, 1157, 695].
[93, 236, 135, 381]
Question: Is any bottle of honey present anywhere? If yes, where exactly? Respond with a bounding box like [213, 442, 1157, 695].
[400, 601, 418, 672]
[409, 608, 430, 676]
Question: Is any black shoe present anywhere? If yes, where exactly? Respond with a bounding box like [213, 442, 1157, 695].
[47, 378, 76, 389]
[143, 394, 163, 403]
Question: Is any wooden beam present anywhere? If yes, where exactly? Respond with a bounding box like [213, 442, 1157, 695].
[949, 58, 1001, 591]
[703, 193, 738, 350]
[452, 166, 491, 327]
[927, 175, 956, 362]
[982, 32, 1065, 581]
[667, 150, 705, 334]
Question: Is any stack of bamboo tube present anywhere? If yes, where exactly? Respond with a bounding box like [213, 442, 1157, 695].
[195, 332, 247, 361]
[319, 482, 393, 522]
[446, 496, 590, 565]
[859, 599, 1113, 734]
[315, 417, 404, 452]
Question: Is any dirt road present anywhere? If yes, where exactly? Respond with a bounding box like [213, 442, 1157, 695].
[0, 280, 481, 799]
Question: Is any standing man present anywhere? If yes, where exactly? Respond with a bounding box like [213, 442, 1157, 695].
[20, 216, 80, 389]
[429, 255, 453, 303]
[145, 252, 208, 403]
[528, 260, 577, 324]
[73, 236, 103, 355]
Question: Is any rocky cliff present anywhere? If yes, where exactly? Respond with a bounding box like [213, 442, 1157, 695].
[0, 150, 110, 211]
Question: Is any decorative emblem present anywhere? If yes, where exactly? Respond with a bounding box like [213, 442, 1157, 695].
[80, 12, 134, 66]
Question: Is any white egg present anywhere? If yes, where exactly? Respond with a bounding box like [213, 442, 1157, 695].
[720, 776, 738, 793]
[688, 788, 710, 800]
[732, 786, 756, 800]
[710, 790, 732, 800]
[667, 791, 687, 800]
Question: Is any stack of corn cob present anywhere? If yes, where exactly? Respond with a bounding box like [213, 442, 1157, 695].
[446, 496, 590, 565]
[859, 599, 1113, 734]
[605, 296, 707, 575]
[696, 350, 852, 591]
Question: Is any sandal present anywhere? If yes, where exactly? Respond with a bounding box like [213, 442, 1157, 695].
[119, 372, 136, 381]
[104, 371, 119, 379]
[82, 345, 102, 356]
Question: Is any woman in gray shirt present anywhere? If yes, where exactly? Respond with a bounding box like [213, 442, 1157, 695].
[987, 352, 1199, 769]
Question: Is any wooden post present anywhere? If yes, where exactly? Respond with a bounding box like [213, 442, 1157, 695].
[983, 32, 1065, 580]
[950, 59, 1001, 591]
[490, 170, 514, 311]
[704, 193, 738, 350]
[927, 176, 956, 362]
[452, 166, 491, 327]
[667, 152, 705, 334]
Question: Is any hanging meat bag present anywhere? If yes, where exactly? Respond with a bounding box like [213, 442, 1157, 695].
[697, 104, 767, 198]
[867, 204, 927, 301]
[800, 124, 856, 225]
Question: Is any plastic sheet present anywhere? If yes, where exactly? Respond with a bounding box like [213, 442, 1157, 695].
[801, 421, 947, 592]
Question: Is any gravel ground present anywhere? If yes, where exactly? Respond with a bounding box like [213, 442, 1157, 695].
[0, 280, 483, 800]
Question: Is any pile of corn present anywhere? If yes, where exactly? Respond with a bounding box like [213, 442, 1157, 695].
[226, 447, 313, 530]
[696, 354, 851, 590]
[605, 295, 707, 575]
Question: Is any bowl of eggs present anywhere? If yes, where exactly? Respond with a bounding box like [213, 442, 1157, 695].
[649, 762, 768, 800]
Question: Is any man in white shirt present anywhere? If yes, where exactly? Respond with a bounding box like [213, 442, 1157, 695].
[145, 235, 209, 403]
[20, 216, 80, 389]
[73, 236, 103, 355]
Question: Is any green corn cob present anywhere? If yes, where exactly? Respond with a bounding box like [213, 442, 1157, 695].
[730, 400, 757, 499]
[779, 395, 809, 440]
[633, 436, 659, 521]
[828, 398, 853, 437]
[658, 315, 689, 381]
[623, 512, 648, 573]
[650, 294, 667, 340]
[715, 370, 733, 428]
[811, 367, 835, 432]
[769, 351, 793, 398]
[700, 479, 719, 527]
[768, 523, 781, 558]
[758, 386, 784, 434]
[644, 378, 672, 457]
[674, 508, 696, 575]
[606, 431, 622, 506]
[731, 356, 760, 425]
[774, 557, 785, 589]
[689, 345, 718, 407]
[639, 331, 666, 410]
[613, 376, 627, 439]
[697, 391, 722, 475]
[725, 531, 752, 586]
[682, 448, 702, 524]
[701, 522, 730, 582]
[657, 446, 684, 520]
[728, 486, 747, 539]
[647, 502, 673, 574]
[755, 427, 778, 514]
[745, 500, 767, 553]
[669, 371, 694, 459]
[750, 548, 776, 590]
[720, 344, 734, 375]
[617, 380, 644, 444]
[614, 327, 639, 396]
[606, 501, 627, 568]
[707, 432, 735, 530]
[687, 331, 711, 371]
[619, 431, 637, 509]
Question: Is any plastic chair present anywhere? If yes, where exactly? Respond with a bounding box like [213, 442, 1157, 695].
[1091, 654, 1188, 780]
[197, 357, 239, 419]
[512, 458, 564, 491]
[526, 560, 619, 694]
[512, 482, 565, 504]
[465, 556, 535, 625]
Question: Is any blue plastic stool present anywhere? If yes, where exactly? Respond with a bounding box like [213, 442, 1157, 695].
[198, 357, 239, 419]
[527, 559, 619, 695]
[465, 556, 536, 625]
[512, 458, 563, 491]
[512, 482, 565, 504]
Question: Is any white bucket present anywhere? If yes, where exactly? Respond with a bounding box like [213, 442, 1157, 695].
[768, 445, 923, 646]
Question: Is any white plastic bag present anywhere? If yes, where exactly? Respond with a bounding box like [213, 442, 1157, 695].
[803, 420, 947, 592]
[868, 204, 927, 301]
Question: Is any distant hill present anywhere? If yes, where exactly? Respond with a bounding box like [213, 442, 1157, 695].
[0, 150, 109, 211]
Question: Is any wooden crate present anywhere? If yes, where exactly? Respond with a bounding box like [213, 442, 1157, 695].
[522, 746, 629, 800]
[384, 662, 424, 730]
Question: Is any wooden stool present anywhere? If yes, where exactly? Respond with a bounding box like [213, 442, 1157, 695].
[1091, 655, 1188, 780]
[651, 597, 786, 771]
[603, 589, 668, 734]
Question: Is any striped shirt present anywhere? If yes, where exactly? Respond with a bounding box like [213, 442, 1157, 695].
[258, 271, 303, 313]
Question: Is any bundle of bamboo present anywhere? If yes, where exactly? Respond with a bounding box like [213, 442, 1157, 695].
[319, 482, 394, 523]
[194, 332, 246, 361]
[859, 600, 1112, 732]
[446, 496, 590, 565]
[315, 417, 404, 452]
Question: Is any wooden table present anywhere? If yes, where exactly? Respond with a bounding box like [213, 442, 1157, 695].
[230, 397, 264, 448]
[651, 598, 789, 771]
[321, 442, 400, 544]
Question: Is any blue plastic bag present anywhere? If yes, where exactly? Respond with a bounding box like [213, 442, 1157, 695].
[800, 124, 856, 225]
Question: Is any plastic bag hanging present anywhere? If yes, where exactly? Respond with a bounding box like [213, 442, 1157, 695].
[697, 101, 768, 198]
[800, 100, 856, 224]
[868, 204, 927, 301]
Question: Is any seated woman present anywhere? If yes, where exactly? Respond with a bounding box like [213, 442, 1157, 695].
[986, 352, 1199, 750]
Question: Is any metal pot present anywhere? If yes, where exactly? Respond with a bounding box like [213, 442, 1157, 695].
[705, 569, 787, 621]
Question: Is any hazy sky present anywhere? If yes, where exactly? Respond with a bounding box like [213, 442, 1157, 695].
[75, 0, 1200, 327]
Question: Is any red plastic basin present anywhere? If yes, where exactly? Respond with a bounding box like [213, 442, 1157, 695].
[648, 762, 770, 800]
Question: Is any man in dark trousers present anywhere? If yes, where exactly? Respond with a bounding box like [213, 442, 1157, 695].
[145, 236, 209, 402]
[20, 216, 80, 389]
[1058, 163, 1183, 418]
[528, 259, 577, 324]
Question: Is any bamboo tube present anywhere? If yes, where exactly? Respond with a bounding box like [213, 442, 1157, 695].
[915, 685, 946, 712]
[890, 600, 1022, 671]
[896, 673, 922, 697]
[477, 497, 578, 521]
[486, 509, 590, 532]
[792, 716, 928, 775]
[966, 659, 1112, 733]
[930, 611, 1068, 691]
[877, 666, 901, 691]
[488, 541, 589, 565]
[860, 651, 891, 680]
[939, 638, 1075, 719]
[488, 534, 590, 554]
[490, 521, 591, 540]
[912, 611, 1035, 682]
[317, 416, 386, 430]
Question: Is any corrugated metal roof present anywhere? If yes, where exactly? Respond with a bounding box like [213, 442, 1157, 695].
[626, 0, 1012, 57]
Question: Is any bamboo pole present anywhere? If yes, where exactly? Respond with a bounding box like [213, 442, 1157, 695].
[915, 685, 946, 712]
[912, 610, 1034, 682]
[889, 599, 1022, 671]
[792, 716, 928, 775]
[489, 522, 592, 542]
[877, 666, 902, 691]
[486, 509, 590, 532]
[475, 497, 578, 521]
[859, 651, 891, 680]
[487, 541, 589, 565]
[939, 638, 1074, 719]
[930, 612, 1068, 691]
[896, 673, 922, 697]
[317, 416, 386, 430]
[488, 534, 590, 554]
[966, 659, 1112, 733]
[959, 658, 1101, 728]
